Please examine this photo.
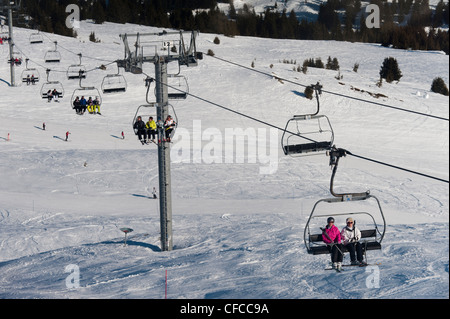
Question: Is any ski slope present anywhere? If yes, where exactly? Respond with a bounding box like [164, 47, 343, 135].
[0, 21, 449, 299]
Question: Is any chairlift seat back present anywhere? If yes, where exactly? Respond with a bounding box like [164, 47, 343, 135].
[67, 66, 87, 79]
[102, 74, 127, 93]
[44, 51, 61, 63]
[167, 75, 188, 100]
[30, 34, 44, 44]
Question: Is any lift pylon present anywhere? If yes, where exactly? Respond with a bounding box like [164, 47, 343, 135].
[118, 30, 202, 251]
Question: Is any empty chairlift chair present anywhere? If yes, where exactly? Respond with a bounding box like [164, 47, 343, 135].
[167, 75, 188, 100]
[29, 32, 44, 44]
[44, 41, 61, 63]
[179, 31, 203, 67]
[67, 53, 86, 80]
[281, 83, 334, 157]
[101, 65, 127, 94]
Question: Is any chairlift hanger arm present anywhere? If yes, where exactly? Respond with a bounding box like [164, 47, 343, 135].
[328, 146, 370, 199]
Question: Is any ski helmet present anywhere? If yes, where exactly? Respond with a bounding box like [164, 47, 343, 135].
[327, 217, 335, 224]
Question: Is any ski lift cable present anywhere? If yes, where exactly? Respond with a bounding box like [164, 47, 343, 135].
[12, 43, 66, 73]
[208, 54, 449, 122]
[14, 43, 117, 75]
[40, 32, 118, 64]
[155, 75, 449, 184]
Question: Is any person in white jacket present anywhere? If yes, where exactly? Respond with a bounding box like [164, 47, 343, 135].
[341, 217, 367, 266]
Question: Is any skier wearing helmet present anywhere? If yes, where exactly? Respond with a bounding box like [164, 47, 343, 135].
[321, 217, 343, 271]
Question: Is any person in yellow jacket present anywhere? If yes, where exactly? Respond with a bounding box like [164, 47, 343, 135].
[146, 116, 157, 142]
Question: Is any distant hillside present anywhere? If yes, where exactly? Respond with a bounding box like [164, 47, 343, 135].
[5, 0, 450, 54]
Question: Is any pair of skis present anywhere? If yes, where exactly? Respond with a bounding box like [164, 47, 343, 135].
[140, 139, 173, 146]
[141, 139, 157, 145]
[325, 262, 381, 272]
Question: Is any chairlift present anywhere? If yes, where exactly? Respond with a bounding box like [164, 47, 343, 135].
[67, 53, 86, 79]
[8, 51, 22, 66]
[21, 58, 40, 84]
[44, 41, 61, 63]
[303, 146, 386, 256]
[101, 63, 127, 93]
[281, 83, 334, 157]
[70, 70, 102, 111]
[29, 32, 44, 44]
[40, 69, 64, 99]
[167, 75, 188, 100]
[132, 103, 178, 142]
[179, 31, 203, 67]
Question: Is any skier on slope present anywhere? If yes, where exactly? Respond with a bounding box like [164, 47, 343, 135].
[341, 217, 367, 266]
[322, 217, 343, 271]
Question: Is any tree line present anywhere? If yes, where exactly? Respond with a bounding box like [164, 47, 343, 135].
[18, 0, 450, 54]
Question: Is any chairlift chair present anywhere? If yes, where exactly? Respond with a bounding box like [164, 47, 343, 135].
[21, 58, 40, 84]
[281, 83, 334, 157]
[29, 32, 44, 44]
[167, 75, 188, 100]
[132, 103, 179, 141]
[133, 103, 158, 134]
[282, 115, 334, 156]
[40, 69, 64, 99]
[67, 65, 86, 79]
[67, 53, 86, 80]
[70, 70, 102, 110]
[44, 41, 61, 63]
[303, 147, 386, 256]
[102, 64, 127, 93]
[179, 31, 203, 67]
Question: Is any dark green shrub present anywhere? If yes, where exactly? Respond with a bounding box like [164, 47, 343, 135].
[380, 57, 402, 83]
[431, 77, 449, 96]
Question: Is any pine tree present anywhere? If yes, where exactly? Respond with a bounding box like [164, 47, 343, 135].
[380, 57, 402, 83]
[431, 77, 449, 96]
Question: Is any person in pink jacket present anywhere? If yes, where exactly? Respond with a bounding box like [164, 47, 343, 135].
[321, 217, 344, 270]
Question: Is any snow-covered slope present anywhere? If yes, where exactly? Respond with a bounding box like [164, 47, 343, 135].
[0, 21, 448, 299]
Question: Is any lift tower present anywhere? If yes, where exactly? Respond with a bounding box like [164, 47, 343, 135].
[1, 0, 21, 87]
[119, 31, 202, 251]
